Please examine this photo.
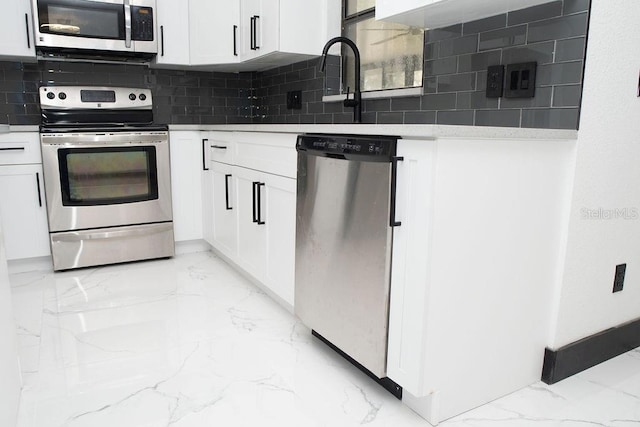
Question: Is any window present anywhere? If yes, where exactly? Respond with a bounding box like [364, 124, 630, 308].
[341, 0, 424, 93]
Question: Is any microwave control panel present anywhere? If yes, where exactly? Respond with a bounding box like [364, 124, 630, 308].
[132, 6, 154, 41]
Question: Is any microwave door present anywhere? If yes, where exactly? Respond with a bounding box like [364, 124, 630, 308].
[33, 0, 135, 53]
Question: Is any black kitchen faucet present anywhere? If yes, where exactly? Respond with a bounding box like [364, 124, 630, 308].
[319, 37, 362, 124]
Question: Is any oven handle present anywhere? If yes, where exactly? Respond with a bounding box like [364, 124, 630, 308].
[124, 0, 132, 49]
[53, 224, 173, 242]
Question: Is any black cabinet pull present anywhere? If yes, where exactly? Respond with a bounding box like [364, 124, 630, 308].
[252, 181, 258, 223]
[0, 147, 25, 151]
[233, 25, 238, 56]
[25, 14, 30, 49]
[36, 172, 42, 207]
[256, 182, 265, 225]
[249, 17, 255, 50]
[210, 145, 227, 150]
[202, 138, 209, 171]
[160, 25, 164, 56]
[224, 174, 232, 210]
[390, 156, 403, 227]
[253, 16, 260, 50]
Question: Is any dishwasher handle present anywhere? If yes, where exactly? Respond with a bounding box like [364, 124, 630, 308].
[390, 156, 404, 227]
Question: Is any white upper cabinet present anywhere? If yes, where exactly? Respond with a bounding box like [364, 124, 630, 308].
[376, 0, 556, 29]
[156, 0, 340, 69]
[0, 0, 36, 60]
[155, 0, 190, 66]
[189, 0, 241, 66]
[239, 0, 278, 61]
[241, 0, 341, 67]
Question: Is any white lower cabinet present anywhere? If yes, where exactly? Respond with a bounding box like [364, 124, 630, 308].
[169, 131, 204, 242]
[0, 132, 49, 261]
[262, 172, 296, 306]
[232, 165, 296, 307]
[235, 166, 267, 279]
[209, 161, 238, 259]
[202, 131, 297, 308]
[0, 164, 50, 260]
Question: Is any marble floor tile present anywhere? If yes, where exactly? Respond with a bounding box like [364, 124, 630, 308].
[10, 251, 640, 427]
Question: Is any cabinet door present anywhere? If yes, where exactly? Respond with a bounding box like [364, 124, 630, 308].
[210, 161, 238, 258]
[386, 139, 436, 395]
[190, 0, 241, 65]
[154, 0, 190, 66]
[0, 165, 50, 260]
[240, 0, 279, 61]
[0, 0, 35, 60]
[263, 172, 296, 307]
[234, 165, 267, 280]
[169, 131, 204, 242]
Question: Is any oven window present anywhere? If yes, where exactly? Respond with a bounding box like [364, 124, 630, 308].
[58, 147, 158, 206]
[38, 0, 125, 40]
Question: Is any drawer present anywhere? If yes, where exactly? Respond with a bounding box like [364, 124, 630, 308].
[0, 133, 41, 165]
[205, 131, 234, 165]
[233, 132, 297, 179]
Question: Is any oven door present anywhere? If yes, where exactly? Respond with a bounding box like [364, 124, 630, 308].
[33, 0, 157, 53]
[40, 131, 172, 233]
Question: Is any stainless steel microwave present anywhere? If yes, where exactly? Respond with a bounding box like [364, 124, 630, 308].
[32, 0, 157, 54]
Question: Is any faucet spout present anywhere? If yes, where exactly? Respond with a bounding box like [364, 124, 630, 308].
[320, 37, 362, 124]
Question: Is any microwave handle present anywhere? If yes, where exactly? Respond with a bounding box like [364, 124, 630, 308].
[124, 0, 132, 48]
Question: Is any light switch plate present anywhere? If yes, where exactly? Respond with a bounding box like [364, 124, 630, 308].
[505, 62, 537, 98]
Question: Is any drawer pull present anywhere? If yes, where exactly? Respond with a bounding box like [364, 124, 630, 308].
[211, 145, 228, 150]
[0, 147, 25, 151]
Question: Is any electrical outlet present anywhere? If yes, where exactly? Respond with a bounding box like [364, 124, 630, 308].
[486, 65, 504, 98]
[286, 90, 302, 110]
[613, 263, 626, 293]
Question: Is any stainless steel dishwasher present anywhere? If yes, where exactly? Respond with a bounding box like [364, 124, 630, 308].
[295, 134, 402, 398]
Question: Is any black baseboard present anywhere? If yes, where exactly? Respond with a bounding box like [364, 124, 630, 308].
[311, 330, 403, 399]
[542, 317, 640, 384]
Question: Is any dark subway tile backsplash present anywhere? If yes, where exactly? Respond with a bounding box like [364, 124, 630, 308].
[242, 1, 577, 128]
[0, 0, 588, 130]
[0, 61, 253, 125]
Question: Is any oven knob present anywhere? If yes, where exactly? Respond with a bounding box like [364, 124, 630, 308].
[46, 92, 55, 100]
[139, 93, 147, 101]
[129, 93, 137, 101]
[58, 92, 67, 100]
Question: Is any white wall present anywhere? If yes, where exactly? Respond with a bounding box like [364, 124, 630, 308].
[550, 0, 640, 348]
[0, 224, 22, 425]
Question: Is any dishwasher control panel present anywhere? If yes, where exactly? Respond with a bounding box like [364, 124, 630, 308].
[297, 134, 398, 161]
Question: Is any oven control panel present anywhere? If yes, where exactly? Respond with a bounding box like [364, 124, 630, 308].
[39, 86, 153, 110]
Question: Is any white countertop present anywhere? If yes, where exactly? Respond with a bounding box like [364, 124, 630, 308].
[0, 125, 39, 133]
[4, 124, 579, 141]
[169, 124, 578, 140]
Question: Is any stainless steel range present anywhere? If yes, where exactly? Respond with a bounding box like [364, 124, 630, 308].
[39, 86, 174, 271]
